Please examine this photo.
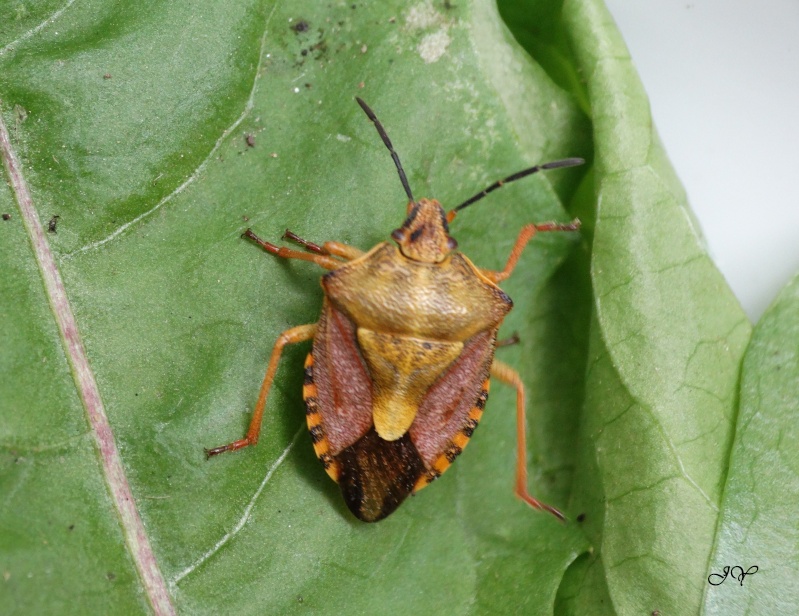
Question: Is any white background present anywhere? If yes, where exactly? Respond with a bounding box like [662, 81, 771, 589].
[604, 0, 799, 322]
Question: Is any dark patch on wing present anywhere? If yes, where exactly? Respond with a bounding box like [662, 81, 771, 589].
[336, 427, 425, 522]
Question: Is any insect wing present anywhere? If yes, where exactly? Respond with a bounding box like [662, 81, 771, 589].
[304, 301, 373, 480]
[410, 329, 496, 490]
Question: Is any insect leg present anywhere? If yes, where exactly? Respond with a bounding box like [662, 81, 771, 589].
[206, 323, 317, 458]
[483, 219, 580, 283]
[282, 230, 326, 254]
[495, 332, 520, 348]
[320, 241, 364, 260]
[490, 359, 565, 522]
[242, 229, 341, 270]
[283, 229, 364, 261]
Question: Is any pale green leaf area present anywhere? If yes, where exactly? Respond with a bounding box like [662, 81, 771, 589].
[702, 273, 799, 615]
[0, 0, 794, 614]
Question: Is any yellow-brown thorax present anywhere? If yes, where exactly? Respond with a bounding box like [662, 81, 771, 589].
[322, 198, 512, 441]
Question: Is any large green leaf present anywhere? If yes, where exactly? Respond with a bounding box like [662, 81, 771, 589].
[555, 1, 752, 614]
[4, 0, 794, 614]
[2, 1, 589, 614]
[503, 0, 773, 614]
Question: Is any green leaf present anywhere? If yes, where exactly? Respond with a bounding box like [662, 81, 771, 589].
[552, 0, 751, 614]
[7, 0, 791, 614]
[703, 273, 799, 613]
[1, 1, 590, 614]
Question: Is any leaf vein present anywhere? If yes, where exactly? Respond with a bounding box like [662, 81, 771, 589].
[0, 0, 77, 57]
[67, 0, 279, 258]
[170, 424, 304, 587]
[0, 103, 176, 615]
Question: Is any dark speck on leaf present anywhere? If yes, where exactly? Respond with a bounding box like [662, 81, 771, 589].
[245, 133, 255, 147]
[292, 20, 310, 33]
[2, 213, 10, 221]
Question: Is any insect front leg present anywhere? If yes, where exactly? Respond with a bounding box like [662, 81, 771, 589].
[490, 359, 565, 521]
[206, 323, 317, 458]
[242, 229, 342, 270]
[484, 219, 580, 283]
[282, 229, 365, 261]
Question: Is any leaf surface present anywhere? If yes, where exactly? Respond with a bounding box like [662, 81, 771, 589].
[513, 1, 751, 614]
[702, 273, 799, 614]
[6, 0, 795, 614]
[1, 1, 590, 613]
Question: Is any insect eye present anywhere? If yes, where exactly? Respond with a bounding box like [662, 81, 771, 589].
[447, 237, 458, 250]
[391, 228, 406, 243]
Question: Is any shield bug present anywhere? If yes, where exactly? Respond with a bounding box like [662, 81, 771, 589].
[207, 98, 582, 523]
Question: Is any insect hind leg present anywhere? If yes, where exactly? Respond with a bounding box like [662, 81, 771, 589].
[490, 359, 565, 522]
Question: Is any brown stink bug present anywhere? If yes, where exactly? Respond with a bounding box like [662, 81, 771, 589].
[207, 98, 583, 523]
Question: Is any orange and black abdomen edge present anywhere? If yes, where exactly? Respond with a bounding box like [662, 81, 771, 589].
[303, 353, 340, 482]
[412, 377, 490, 492]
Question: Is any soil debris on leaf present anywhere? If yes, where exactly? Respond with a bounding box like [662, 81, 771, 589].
[292, 19, 310, 33]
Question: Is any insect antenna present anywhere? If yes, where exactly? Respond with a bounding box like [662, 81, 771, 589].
[356, 97, 415, 204]
[449, 157, 584, 217]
